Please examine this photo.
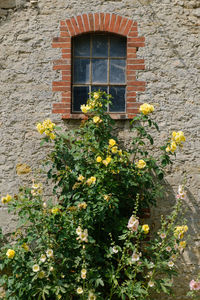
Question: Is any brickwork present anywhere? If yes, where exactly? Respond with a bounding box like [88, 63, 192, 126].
[52, 13, 145, 120]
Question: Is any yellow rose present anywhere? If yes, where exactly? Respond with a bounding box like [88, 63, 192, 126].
[93, 92, 99, 100]
[136, 160, 146, 169]
[166, 146, 171, 152]
[170, 141, 177, 152]
[111, 146, 118, 154]
[81, 104, 91, 114]
[78, 175, 85, 181]
[49, 133, 56, 140]
[93, 116, 100, 123]
[139, 103, 154, 115]
[86, 176, 96, 185]
[6, 249, 15, 259]
[1, 194, 12, 204]
[96, 156, 102, 163]
[179, 241, 186, 249]
[78, 202, 87, 210]
[109, 139, 116, 147]
[36, 123, 45, 134]
[142, 224, 150, 234]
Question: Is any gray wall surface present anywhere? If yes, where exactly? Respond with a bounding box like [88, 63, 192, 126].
[0, 0, 200, 298]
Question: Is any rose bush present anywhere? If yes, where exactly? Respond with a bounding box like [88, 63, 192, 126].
[0, 91, 188, 299]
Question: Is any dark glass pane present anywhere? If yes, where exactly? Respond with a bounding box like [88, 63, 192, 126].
[74, 35, 90, 57]
[92, 59, 108, 83]
[109, 86, 126, 112]
[110, 35, 126, 57]
[73, 59, 90, 84]
[110, 59, 126, 83]
[92, 35, 108, 57]
[91, 86, 108, 93]
[73, 86, 89, 112]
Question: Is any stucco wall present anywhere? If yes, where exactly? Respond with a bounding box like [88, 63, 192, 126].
[0, 0, 200, 298]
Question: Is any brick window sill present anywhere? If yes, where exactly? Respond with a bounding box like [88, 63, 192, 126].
[61, 112, 138, 120]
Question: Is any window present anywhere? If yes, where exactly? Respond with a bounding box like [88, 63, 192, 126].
[72, 33, 127, 113]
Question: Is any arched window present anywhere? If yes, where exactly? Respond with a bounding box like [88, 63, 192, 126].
[72, 33, 126, 113]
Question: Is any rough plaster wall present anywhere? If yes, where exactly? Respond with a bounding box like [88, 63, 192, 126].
[0, 0, 200, 298]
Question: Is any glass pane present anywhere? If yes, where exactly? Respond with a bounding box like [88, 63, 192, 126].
[109, 86, 126, 112]
[92, 35, 108, 57]
[73, 86, 89, 112]
[73, 59, 90, 84]
[110, 35, 126, 57]
[91, 86, 108, 93]
[74, 35, 90, 57]
[110, 59, 126, 83]
[92, 59, 108, 83]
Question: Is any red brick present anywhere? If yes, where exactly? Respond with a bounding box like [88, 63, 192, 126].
[127, 113, 137, 119]
[118, 18, 127, 34]
[127, 70, 137, 76]
[62, 75, 71, 81]
[127, 47, 137, 54]
[76, 15, 85, 33]
[123, 19, 133, 36]
[131, 86, 146, 92]
[62, 49, 71, 54]
[60, 21, 66, 26]
[82, 14, 90, 32]
[52, 86, 69, 92]
[113, 15, 122, 33]
[62, 98, 71, 103]
[100, 13, 105, 31]
[88, 13, 94, 31]
[104, 13, 111, 31]
[94, 13, 100, 31]
[128, 26, 138, 32]
[126, 108, 139, 113]
[52, 108, 69, 114]
[127, 64, 145, 70]
[62, 71, 70, 76]
[127, 80, 145, 86]
[128, 37, 145, 42]
[126, 91, 137, 97]
[53, 59, 70, 65]
[53, 103, 69, 108]
[60, 26, 69, 32]
[60, 31, 70, 37]
[109, 14, 116, 32]
[53, 65, 71, 71]
[126, 74, 136, 81]
[52, 42, 70, 48]
[71, 17, 81, 35]
[126, 101, 137, 107]
[53, 37, 70, 43]
[53, 81, 68, 87]
[66, 19, 75, 36]
[127, 53, 137, 58]
[127, 59, 145, 64]
[62, 92, 71, 97]
[62, 54, 71, 59]
[62, 113, 71, 119]
[128, 42, 145, 47]
[127, 31, 138, 37]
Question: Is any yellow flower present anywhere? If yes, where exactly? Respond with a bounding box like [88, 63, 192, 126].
[36, 123, 45, 134]
[93, 116, 101, 123]
[136, 160, 146, 169]
[104, 195, 110, 201]
[103, 156, 112, 167]
[172, 131, 186, 144]
[179, 241, 186, 249]
[86, 176, 96, 186]
[51, 207, 60, 214]
[96, 156, 102, 163]
[32, 264, 40, 272]
[111, 146, 118, 154]
[184, 225, 188, 232]
[170, 141, 177, 152]
[49, 133, 56, 140]
[118, 150, 122, 156]
[78, 202, 87, 210]
[166, 146, 171, 152]
[93, 92, 99, 100]
[109, 139, 116, 147]
[142, 224, 150, 234]
[77, 287, 83, 294]
[6, 249, 15, 259]
[81, 104, 91, 114]
[1, 194, 12, 204]
[174, 225, 188, 239]
[22, 243, 29, 251]
[78, 175, 85, 182]
[139, 103, 154, 115]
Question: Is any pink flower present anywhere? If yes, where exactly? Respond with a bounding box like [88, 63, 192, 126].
[127, 216, 139, 232]
[189, 280, 200, 291]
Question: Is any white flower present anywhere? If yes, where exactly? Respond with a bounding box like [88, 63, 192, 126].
[78, 229, 88, 243]
[81, 269, 87, 279]
[112, 246, 118, 253]
[50, 266, 54, 271]
[77, 287, 83, 294]
[148, 280, 154, 287]
[46, 249, 53, 258]
[40, 254, 46, 263]
[88, 292, 96, 300]
[32, 264, 40, 272]
[168, 261, 174, 268]
[127, 215, 139, 232]
[76, 226, 82, 235]
[149, 262, 154, 269]
[131, 251, 140, 262]
[166, 246, 172, 252]
[160, 233, 166, 239]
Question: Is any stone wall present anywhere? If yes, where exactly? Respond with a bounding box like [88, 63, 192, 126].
[0, 0, 200, 298]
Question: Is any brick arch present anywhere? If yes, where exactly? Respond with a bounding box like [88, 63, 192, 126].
[52, 13, 145, 119]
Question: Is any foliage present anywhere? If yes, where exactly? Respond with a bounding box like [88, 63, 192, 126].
[0, 91, 188, 299]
